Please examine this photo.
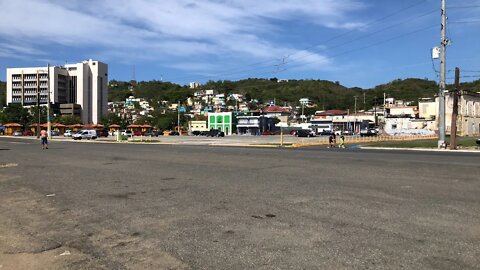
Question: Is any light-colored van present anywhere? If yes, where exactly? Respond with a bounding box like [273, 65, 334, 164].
[72, 129, 97, 140]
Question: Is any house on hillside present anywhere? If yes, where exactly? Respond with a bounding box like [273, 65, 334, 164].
[261, 105, 291, 126]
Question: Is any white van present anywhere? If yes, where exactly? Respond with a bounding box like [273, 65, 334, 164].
[72, 129, 97, 140]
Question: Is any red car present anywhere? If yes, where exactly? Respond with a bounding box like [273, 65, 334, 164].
[134, 130, 143, 136]
[23, 130, 34, 136]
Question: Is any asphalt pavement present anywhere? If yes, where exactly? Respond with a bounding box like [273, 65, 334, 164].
[0, 137, 479, 269]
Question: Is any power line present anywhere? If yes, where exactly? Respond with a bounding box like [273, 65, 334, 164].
[167, 0, 430, 83]
[460, 70, 480, 73]
[181, 8, 438, 84]
[216, 24, 439, 88]
[447, 5, 480, 9]
[281, 24, 438, 73]
[284, 9, 437, 65]
[446, 75, 480, 80]
[450, 20, 480, 24]
[283, 0, 430, 60]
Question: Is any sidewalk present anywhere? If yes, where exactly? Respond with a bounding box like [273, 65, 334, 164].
[2, 135, 479, 152]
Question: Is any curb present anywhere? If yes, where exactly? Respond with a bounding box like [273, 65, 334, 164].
[360, 146, 480, 153]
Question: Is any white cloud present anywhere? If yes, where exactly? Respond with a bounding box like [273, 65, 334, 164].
[0, 0, 365, 75]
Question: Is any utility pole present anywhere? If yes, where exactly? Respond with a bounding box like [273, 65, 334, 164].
[450, 67, 460, 150]
[301, 103, 305, 122]
[363, 92, 366, 111]
[438, 0, 447, 148]
[354, 96, 358, 134]
[177, 100, 181, 135]
[36, 70, 41, 138]
[47, 63, 51, 139]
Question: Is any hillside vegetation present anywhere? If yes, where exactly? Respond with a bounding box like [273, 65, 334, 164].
[109, 78, 455, 111]
[1, 78, 479, 111]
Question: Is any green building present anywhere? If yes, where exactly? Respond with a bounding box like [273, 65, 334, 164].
[208, 112, 236, 135]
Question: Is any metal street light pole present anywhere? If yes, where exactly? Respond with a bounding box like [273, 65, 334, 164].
[36, 70, 41, 138]
[354, 96, 358, 134]
[47, 63, 51, 139]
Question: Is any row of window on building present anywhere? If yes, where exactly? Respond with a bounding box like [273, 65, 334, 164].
[11, 74, 48, 81]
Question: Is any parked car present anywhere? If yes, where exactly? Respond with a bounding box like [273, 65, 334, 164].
[121, 130, 133, 137]
[96, 129, 109, 137]
[169, 131, 180, 136]
[289, 130, 299, 136]
[50, 130, 60, 136]
[360, 128, 377, 137]
[23, 130, 34, 136]
[320, 130, 333, 136]
[206, 129, 225, 137]
[64, 129, 73, 137]
[192, 131, 207, 136]
[73, 129, 97, 140]
[12, 130, 23, 136]
[144, 130, 159, 136]
[133, 130, 143, 136]
[476, 138, 480, 145]
[296, 129, 316, 137]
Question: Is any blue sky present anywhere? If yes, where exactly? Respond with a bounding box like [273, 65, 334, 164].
[0, 0, 479, 88]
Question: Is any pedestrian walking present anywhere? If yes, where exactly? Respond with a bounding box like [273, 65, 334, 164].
[339, 135, 346, 148]
[332, 132, 337, 148]
[40, 128, 48, 150]
[328, 134, 334, 148]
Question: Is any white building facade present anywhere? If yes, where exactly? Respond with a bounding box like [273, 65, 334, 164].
[418, 91, 480, 136]
[6, 60, 108, 124]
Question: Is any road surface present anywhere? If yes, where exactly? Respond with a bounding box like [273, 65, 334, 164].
[0, 137, 479, 269]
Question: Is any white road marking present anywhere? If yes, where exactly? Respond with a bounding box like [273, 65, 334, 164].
[0, 163, 18, 168]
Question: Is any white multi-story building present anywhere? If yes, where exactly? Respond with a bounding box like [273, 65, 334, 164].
[6, 60, 108, 124]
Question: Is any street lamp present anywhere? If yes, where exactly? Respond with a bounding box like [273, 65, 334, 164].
[299, 98, 309, 123]
[47, 63, 51, 139]
[177, 101, 181, 135]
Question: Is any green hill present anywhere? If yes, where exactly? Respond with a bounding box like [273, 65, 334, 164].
[2, 77, 479, 112]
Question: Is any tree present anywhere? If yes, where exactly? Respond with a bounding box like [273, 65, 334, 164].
[56, 115, 82, 125]
[1, 103, 31, 127]
[303, 106, 320, 117]
[149, 111, 188, 131]
[100, 113, 123, 127]
[29, 106, 47, 124]
[153, 113, 177, 131]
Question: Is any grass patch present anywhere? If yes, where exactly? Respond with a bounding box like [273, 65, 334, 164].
[364, 136, 478, 148]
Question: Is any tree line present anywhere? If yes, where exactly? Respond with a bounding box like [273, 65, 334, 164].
[1, 77, 479, 131]
[109, 78, 443, 112]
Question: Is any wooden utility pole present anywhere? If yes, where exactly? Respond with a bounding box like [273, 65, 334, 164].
[450, 67, 460, 150]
